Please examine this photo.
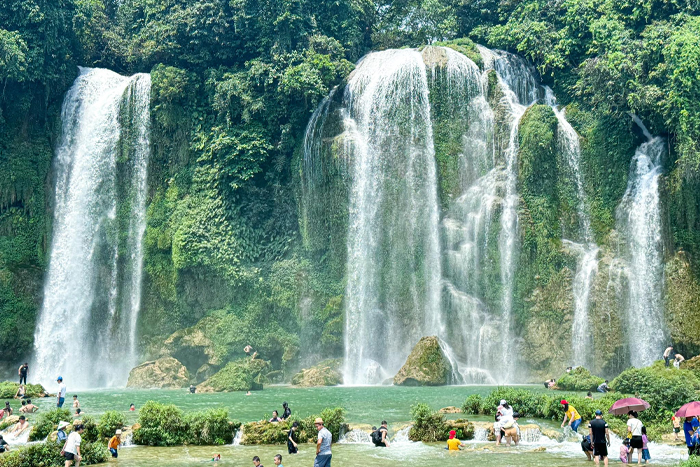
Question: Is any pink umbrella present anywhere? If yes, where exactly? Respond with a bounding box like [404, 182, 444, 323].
[608, 397, 651, 415]
[676, 402, 700, 418]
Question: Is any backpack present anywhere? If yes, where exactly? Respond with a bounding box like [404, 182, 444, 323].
[371, 429, 383, 445]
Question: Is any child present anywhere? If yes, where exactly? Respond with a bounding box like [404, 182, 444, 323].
[252, 455, 263, 467]
[274, 454, 283, 467]
[620, 439, 630, 463]
[641, 426, 650, 463]
[673, 415, 682, 441]
[72, 395, 80, 409]
[129, 403, 135, 411]
[108, 429, 121, 458]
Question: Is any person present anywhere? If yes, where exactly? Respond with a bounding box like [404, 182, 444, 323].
[57, 376, 67, 408]
[446, 430, 464, 450]
[4, 402, 13, 416]
[586, 392, 594, 400]
[581, 434, 594, 461]
[252, 455, 263, 467]
[496, 400, 514, 445]
[281, 402, 291, 420]
[57, 421, 70, 444]
[129, 404, 135, 411]
[314, 417, 332, 467]
[61, 423, 84, 467]
[23, 399, 38, 413]
[620, 439, 630, 464]
[11, 415, 29, 435]
[503, 412, 520, 446]
[18, 363, 28, 385]
[19, 400, 27, 413]
[675, 353, 685, 369]
[561, 400, 582, 432]
[108, 430, 121, 458]
[673, 415, 682, 441]
[543, 379, 551, 389]
[372, 421, 390, 447]
[597, 380, 609, 393]
[189, 385, 196, 394]
[73, 408, 83, 417]
[15, 384, 25, 399]
[269, 410, 281, 423]
[548, 379, 556, 389]
[273, 454, 283, 466]
[684, 416, 699, 455]
[287, 421, 299, 454]
[566, 367, 573, 373]
[589, 409, 611, 467]
[72, 395, 80, 409]
[627, 410, 644, 464]
[246, 391, 252, 396]
[0, 435, 9, 453]
[664, 345, 674, 367]
[641, 426, 650, 463]
[212, 454, 221, 461]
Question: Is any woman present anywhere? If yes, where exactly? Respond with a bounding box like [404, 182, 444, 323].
[627, 410, 644, 464]
[560, 400, 582, 432]
[269, 410, 281, 423]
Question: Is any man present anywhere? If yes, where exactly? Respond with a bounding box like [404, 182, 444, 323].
[189, 385, 196, 394]
[252, 455, 263, 467]
[108, 430, 121, 458]
[589, 409, 611, 466]
[281, 402, 291, 420]
[18, 363, 28, 385]
[62, 424, 84, 467]
[57, 377, 67, 408]
[664, 345, 674, 367]
[11, 415, 29, 435]
[0, 434, 9, 453]
[72, 395, 80, 409]
[372, 421, 390, 447]
[314, 417, 332, 467]
[597, 380, 609, 393]
[675, 353, 686, 369]
[24, 399, 38, 413]
[287, 421, 299, 454]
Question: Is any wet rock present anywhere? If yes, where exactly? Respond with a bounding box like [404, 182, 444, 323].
[446, 419, 474, 439]
[127, 357, 190, 389]
[393, 336, 451, 386]
[439, 406, 462, 414]
[197, 358, 270, 392]
[291, 359, 342, 387]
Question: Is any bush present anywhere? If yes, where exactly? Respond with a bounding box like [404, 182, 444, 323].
[556, 367, 605, 392]
[28, 408, 71, 441]
[408, 403, 450, 442]
[0, 441, 107, 467]
[462, 394, 484, 415]
[185, 408, 236, 445]
[97, 411, 127, 439]
[681, 456, 700, 467]
[79, 415, 99, 443]
[200, 358, 270, 392]
[0, 382, 46, 399]
[241, 407, 346, 445]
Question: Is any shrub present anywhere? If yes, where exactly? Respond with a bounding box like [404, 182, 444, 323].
[132, 401, 188, 446]
[0, 441, 107, 467]
[556, 367, 605, 392]
[185, 408, 236, 445]
[97, 411, 127, 439]
[0, 382, 46, 399]
[408, 403, 450, 442]
[28, 408, 71, 441]
[200, 358, 270, 392]
[79, 415, 99, 443]
[462, 394, 484, 415]
[241, 407, 346, 445]
[681, 456, 700, 467]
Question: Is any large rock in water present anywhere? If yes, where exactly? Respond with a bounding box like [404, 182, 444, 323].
[197, 358, 270, 392]
[291, 359, 342, 387]
[127, 357, 190, 388]
[393, 336, 452, 386]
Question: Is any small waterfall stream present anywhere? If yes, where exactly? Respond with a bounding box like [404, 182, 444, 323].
[32, 67, 151, 388]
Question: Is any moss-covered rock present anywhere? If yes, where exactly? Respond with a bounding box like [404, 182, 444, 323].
[446, 419, 475, 440]
[291, 359, 342, 387]
[555, 367, 604, 392]
[393, 336, 452, 386]
[240, 407, 346, 445]
[197, 358, 270, 392]
[126, 357, 190, 389]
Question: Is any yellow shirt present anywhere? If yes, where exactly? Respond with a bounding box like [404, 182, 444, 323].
[108, 436, 120, 450]
[566, 406, 581, 422]
[447, 438, 462, 450]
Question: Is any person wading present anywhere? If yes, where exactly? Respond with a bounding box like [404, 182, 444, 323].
[314, 417, 332, 467]
[627, 410, 644, 464]
[589, 409, 611, 467]
[561, 400, 582, 432]
[372, 421, 390, 447]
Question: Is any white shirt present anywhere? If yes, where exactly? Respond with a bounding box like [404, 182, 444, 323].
[58, 383, 67, 398]
[64, 431, 81, 454]
[627, 418, 643, 436]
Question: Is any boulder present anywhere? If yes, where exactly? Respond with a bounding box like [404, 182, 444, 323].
[197, 358, 270, 392]
[393, 336, 451, 386]
[439, 406, 462, 414]
[291, 359, 342, 387]
[446, 419, 474, 439]
[126, 357, 190, 389]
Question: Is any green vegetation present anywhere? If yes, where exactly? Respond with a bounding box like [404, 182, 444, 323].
[0, 382, 45, 399]
[96, 410, 127, 439]
[0, 441, 106, 467]
[28, 408, 72, 442]
[556, 367, 605, 392]
[409, 403, 453, 442]
[240, 407, 346, 445]
[198, 358, 270, 392]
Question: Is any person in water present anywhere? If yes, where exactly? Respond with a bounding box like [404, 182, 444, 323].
[73, 408, 83, 417]
[372, 421, 390, 447]
[129, 404, 135, 411]
[62, 423, 84, 467]
[190, 385, 196, 394]
[11, 415, 29, 435]
[673, 415, 682, 441]
[446, 430, 464, 450]
[281, 402, 291, 420]
[586, 392, 594, 400]
[4, 401, 12, 416]
[269, 410, 281, 423]
[560, 400, 582, 432]
[252, 455, 263, 467]
[72, 395, 80, 409]
[0, 435, 9, 453]
[496, 400, 514, 445]
[23, 399, 38, 413]
[627, 411, 644, 464]
[273, 454, 283, 467]
[589, 410, 611, 467]
[503, 412, 520, 446]
[581, 434, 594, 461]
[641, 426, 650, 464]
[314, 417, 332, 467]
[287, 421, 299, 454]
[620, 439, 630, 464]
[108, 430, 121, 458]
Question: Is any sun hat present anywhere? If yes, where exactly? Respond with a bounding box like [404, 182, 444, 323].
[314, 418, 323, 425]
[449, 430, 456, 439]
[116, 429, 122, 435]
[500, 399, 507, 406]
[58, 421, 70, 430]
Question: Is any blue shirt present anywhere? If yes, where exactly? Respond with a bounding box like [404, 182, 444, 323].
[685, 419, 699, 446]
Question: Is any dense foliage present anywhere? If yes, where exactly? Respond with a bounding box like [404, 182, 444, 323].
[409, 403, 451, 442]
[240, 407, 346, 445]
[0, 440, 107, 467]
[0, 382, 45, 399]
[28, 408, 72, 442]
[556, 367, 605, 392]
[96, 410, 127, 439]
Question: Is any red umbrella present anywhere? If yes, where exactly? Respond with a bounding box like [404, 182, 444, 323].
[676, 402, 700, 418]
[608, 397, 650, 415]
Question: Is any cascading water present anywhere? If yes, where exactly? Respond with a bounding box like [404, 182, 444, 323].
[32, 67, 151, 389]
[616, 117, 667, 367]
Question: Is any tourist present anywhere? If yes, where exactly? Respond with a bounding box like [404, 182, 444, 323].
[663, 345, 674, 367]
[269, 410, 281, 423]
[586, 392, 594, 400]
[252, 455, 263, 467]
[641, 426, 650, 463]
[18, 363, 28, 385]
[581, 434, 594, 461]
[684, 416, 698, 455]
[566, 367, 573, 373]
[560, 400, 582, 432]
[496, 400, 514, 445]
[627, 410, 644, 464]
[673, 415, 681, 441]
[620, 439, 630, 463]
[11, 415, 29, 435]
[446, 430, 464, 450]
[287, 421, 299, 454]
[274, 454, 283, 466]
[314, 417, 332, 467]
[281, 402, 291, 420]
[129, 404, 135, 411]
[589, 409, 610, 467]
[57, 421, 70, 444]
[246, 391, 252, 396]
[19, 400, 27, 413]
[4, 402, 13, 416]
[72, 395, 80, 409]
[548, 379, 556, 389]
[503, 412, 519, 446]
[61, 423, 84, 467]
[212, 454, 221, 461]
[108, 430, 121, 458]
[189, 385, 196, 394]
[597, 380, 609, 393]
[0, 435, 9, 453]
[674, 353, 685, 369]
[14, 384, 25, 399]
[57, 376, 67, 408]
[73, 408, 83, 417]
[23, 399, 38, 413]
[372, 421, 390, 447]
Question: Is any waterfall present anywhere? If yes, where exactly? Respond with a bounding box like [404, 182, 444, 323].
[32, 67, 151, 389]
[616, 117, 667, 367]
